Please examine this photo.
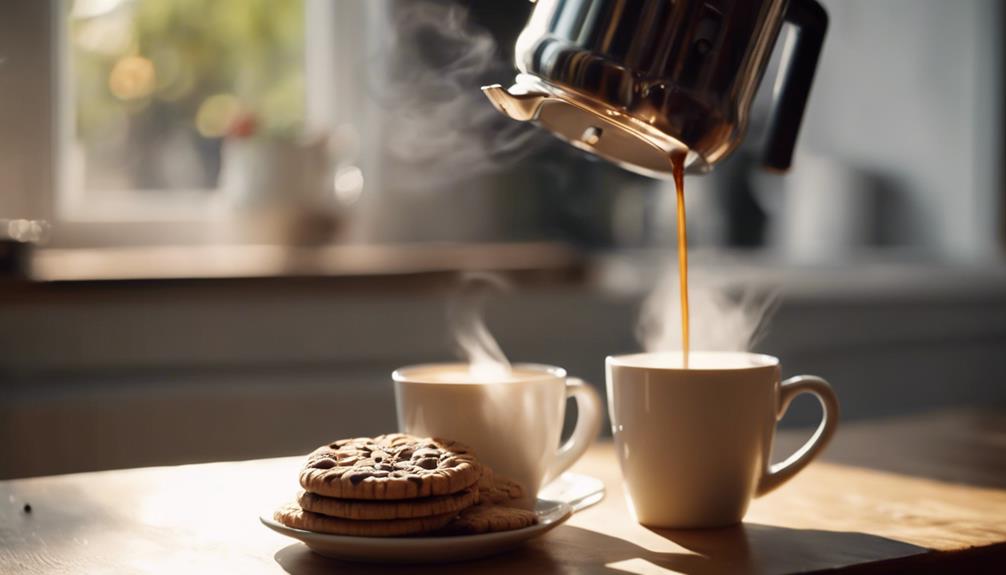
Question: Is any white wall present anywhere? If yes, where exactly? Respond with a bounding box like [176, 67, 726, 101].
[0, 0, 53, 221]
[799, 0, 1002, 259]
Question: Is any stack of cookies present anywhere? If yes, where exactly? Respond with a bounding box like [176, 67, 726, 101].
[274, 433, 538, 537]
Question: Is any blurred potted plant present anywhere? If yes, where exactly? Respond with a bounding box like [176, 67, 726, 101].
[219, 107, 362, 245]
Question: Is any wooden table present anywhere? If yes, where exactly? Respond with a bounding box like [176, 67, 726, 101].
[3, 409, 1005, 574]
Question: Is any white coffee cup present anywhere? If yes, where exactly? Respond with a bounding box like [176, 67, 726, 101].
[393, 363, 603, 503]
[606, 351, 838, 528]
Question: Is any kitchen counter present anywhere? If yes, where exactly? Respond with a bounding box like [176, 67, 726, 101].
[2, 249, 1005, 478]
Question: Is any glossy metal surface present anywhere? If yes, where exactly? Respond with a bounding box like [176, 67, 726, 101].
[484, 75, 691, 178]
[487, 0, 791, 176]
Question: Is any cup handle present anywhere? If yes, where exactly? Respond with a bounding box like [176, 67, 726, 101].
[544, 377, 603, 484]
[756, 375, 839, 496]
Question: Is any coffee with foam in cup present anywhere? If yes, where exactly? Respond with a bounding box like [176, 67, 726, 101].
[397, 365, 550, 384]
[611, 351, 776, 370]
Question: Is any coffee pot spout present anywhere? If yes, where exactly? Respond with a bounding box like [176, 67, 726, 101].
[480, 84, 547, 122]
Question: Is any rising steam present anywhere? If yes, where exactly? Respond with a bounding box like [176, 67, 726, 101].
[376, 0, 545, 189]
[638, 267, 778, 354]
[448, 273, 512, 381]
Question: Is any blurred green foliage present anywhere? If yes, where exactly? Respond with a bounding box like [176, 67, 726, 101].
[72, 0, 304, 140]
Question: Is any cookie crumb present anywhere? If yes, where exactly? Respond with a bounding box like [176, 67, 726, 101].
[23, 503, 32, 513]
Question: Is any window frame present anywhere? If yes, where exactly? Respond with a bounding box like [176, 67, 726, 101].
[44, 0, 369, 248]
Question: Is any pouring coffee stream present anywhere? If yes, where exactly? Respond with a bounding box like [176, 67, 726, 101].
[671, 151, 690, 365]
[483, 0, 828, 364]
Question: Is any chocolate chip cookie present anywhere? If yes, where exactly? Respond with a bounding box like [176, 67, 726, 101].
[477, 467, 525, 505]
[299, 434, 482, 500]
[274, 502, 457, 537]
[445, 503, 538, 535]
[297, 485, 479, 520]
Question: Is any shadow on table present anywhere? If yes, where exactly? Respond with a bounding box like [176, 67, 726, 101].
[638, 523, 926, 574]
[274, 522, 927, 574]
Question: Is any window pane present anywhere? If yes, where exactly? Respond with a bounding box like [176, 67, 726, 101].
[69, 0, 304, 194]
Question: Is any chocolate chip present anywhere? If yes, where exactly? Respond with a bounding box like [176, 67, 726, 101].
[347, 472, 371, 485]
[311, 458, 336, 469]
[23, 503, 31, 513]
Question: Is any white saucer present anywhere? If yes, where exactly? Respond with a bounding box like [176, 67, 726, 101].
[261, 498, 573, 564]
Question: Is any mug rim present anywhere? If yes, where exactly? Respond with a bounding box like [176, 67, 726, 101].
[606, 351, 779, 372]
[393, 362, 567, 384]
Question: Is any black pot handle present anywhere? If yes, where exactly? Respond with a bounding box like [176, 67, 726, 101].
[762, 0, 828, 171]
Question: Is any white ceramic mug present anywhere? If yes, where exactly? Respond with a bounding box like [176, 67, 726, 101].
[394, 363, 603, 503]
[606, 351, 839, 528]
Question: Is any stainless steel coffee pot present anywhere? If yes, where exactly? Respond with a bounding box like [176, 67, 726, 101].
[483, 0, 827, 177]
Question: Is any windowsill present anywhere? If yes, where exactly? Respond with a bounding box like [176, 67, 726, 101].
[10, 244, 1005, 298]
[18, 242, 586, 286]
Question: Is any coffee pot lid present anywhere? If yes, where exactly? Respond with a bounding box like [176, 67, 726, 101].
[482, 74, 705, 178]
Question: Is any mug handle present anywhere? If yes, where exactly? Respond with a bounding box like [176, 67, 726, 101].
[756, 375, 839, 496]
[544, 377, 603, 484]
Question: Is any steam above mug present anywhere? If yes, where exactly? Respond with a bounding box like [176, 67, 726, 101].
[483, 0, 828, 177]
